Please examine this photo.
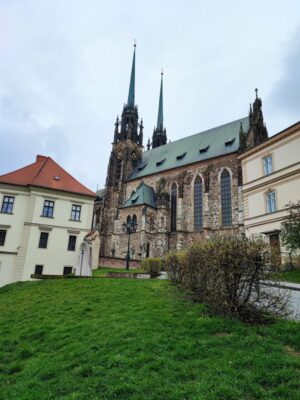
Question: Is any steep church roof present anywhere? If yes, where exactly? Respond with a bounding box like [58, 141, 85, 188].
[123, 182, 157, 208]
[0, 155, 95, 197]
[129, 116, 249, 181]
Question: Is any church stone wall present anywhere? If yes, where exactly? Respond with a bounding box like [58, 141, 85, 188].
[99, 152, 243, 263]
[125, 152, 242, 233]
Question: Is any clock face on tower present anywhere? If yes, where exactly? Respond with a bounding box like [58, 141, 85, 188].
[116, 150, 123, 160]
[131, 151, 137, 161]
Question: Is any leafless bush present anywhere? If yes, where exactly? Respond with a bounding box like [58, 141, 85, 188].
[165, 236, 290, 323]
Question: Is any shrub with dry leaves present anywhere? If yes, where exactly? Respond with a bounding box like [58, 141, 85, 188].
[165, 236, 290, 323]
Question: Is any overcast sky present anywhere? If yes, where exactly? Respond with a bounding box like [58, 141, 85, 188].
[0, 0, 299, 191]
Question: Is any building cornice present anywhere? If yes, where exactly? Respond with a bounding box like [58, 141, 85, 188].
[242, 163, 300, 193]
[238, 122, 300, 160]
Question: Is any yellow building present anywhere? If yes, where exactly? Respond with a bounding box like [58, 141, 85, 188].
[0, 155, 95, 287]
[239, 122, 300, 267]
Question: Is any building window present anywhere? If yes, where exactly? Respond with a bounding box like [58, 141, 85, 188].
[71, 204, 81, 221]
[42, 200, 54, 218]
[63, 266, 73, 275]
[263, 155, 273, 175]
[266, 191, 276, 213]
[68, 235, 77, 251]
[221, 169, 232, 226]
[171, 183, 177, 232]
[34, 265, 43, 275]
[39, 232, 49, 248]
[194, 175, 203, 230]
[1, 196, 14, 214]
[0, 230, 7, 246]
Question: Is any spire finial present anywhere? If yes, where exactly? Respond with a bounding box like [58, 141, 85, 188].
[255, 88, 258, 99]
[127, 43, 136, 107]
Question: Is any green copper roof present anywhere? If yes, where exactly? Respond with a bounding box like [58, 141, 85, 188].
[128, 116, 249, 181]
[156, 73, 164, 130]
[127, 46, 136, 107]
[123, 182, 157, 208]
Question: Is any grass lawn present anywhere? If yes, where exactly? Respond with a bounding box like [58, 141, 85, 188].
[93, 266, 145, 276]
[278, 269, 300, 284]
[0, 279, 299, 400]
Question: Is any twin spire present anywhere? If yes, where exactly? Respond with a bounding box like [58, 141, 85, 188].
[125, 44, 167, 149]
[127, 43, 136, 108]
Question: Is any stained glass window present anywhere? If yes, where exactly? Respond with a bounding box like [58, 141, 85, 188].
[221, 170, 232, 226]
[194, 175, 203, 230]
[171, 183, 177, 232]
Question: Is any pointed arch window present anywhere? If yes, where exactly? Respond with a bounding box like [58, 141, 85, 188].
[171, 183, 177, 232]
[132, 214, 137, 227]
[194, 175, 203, 230]
[221, 169, 232, 226]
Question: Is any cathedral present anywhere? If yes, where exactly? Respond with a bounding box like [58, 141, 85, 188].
[94, 45, 268, 265]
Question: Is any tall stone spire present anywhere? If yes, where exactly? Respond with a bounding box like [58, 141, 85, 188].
[157, 71, 164, 130]
[127, 43, 136, 108]
[114, 42, 142, 145]
[152, 71, 167, 149]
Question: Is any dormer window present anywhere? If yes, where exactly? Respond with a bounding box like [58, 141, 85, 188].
[176, 152, 187, 160]
[131, 196, 139, 204]
[138, 162, 148, 171]
[54, 176, 60, 181]
[156, 158, 166, 166]
[199, 145, 209, 154]
[225, 138, 235, 146]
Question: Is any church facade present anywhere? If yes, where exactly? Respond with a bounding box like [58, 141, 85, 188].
[94, 45, 268, 263]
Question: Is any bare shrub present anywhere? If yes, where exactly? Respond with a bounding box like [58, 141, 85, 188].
[141, 258, 163, 273]
[166, 236, 290, 322]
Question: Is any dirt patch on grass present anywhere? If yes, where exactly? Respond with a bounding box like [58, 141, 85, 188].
[285, 345, 300, 357]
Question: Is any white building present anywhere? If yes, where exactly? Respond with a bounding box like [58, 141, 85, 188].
[239, 122, 300, 267]
[0, 155, 95, 287]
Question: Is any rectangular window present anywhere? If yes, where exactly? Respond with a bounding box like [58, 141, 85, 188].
[1, 196, 14, 214]
[68, 235, 77, 251]
[63, 266, 73, 275]
[0, 230, 7, 246]
[42, 200, 54, 218]
[39, 232, 49, 248]
[263, 155, 273, 175]
[71, 204, 81, 221]
[266, 191, 276, 213]
[34, 265, 43, 275]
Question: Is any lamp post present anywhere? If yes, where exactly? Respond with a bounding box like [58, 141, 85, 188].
[122, 216, 138, 270]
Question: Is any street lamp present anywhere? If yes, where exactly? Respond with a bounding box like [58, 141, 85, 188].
[122, 216, 138, 270]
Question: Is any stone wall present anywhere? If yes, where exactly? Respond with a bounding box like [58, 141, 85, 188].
[99, 152, 243, 259]
[99, 256, 141, 269]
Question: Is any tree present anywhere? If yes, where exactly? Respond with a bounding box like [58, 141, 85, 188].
[281, 201, 300, 269]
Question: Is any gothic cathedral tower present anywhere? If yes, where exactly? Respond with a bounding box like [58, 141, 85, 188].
[152, 72, 167, 148]
[100, 44, 143, 256]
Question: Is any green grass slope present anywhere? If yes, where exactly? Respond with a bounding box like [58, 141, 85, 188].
[0, 279, 299, 400]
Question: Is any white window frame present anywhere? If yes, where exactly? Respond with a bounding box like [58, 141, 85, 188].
[266, 191, 276, 213]
[263, 155, 273, 176]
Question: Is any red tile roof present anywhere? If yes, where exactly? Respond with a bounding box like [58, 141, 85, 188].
[0, 155, 95, 197]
